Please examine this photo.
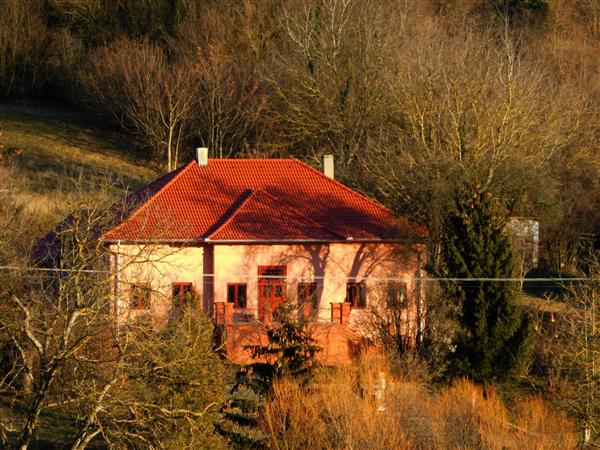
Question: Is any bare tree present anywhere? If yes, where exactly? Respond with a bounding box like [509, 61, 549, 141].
[362, 23, 590, 241]
[0, 0, 46, 96]
[0, 181, 226, 449]
[173, 3, 272, 158]
[265, 0, 405, 176]
[68, 309, 226, 450]
[551, 274, 600, 445]
[193, 46, 268, 158]
[81, 39, 200, 171]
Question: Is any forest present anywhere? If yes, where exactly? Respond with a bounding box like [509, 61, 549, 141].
[1, 0, 600, 448]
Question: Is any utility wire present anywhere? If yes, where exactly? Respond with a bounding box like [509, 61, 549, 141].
[0, 265, 595, 282]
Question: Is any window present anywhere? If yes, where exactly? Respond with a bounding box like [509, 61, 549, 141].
[346, 282, 366, 308]
[298, 282, 318, 309]
[227, 283, 247, 309]
[172, 282, 194, 308]
[387, 282, 408, 308]
[258, 266, 286, 279]
[131, 284, 151, 310]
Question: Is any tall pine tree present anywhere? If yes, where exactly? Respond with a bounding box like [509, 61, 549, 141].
[442, 184, 531, 382]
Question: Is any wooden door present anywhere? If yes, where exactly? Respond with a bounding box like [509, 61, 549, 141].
[258, 266, 286, 320]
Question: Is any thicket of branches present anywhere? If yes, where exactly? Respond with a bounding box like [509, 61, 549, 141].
[0, 179, 227, 449]
[1, 0, 599, 272]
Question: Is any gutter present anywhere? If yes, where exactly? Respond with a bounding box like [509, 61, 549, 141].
[102, 237, 429, 245]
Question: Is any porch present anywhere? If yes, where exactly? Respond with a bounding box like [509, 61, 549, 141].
[213, 301, 364, 365]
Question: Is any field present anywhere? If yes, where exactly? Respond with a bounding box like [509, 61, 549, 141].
[0, 101, 156, 224]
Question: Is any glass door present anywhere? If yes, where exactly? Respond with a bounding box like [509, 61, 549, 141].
[258, 266, 286, 321]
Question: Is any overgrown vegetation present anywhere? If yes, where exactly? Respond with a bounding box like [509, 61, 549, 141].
[1, 0, 599, 273]
[2, 0, 600, 447]
[218, 302, 321, 449]
[0, 182, 226, 449]
[260, 357, 576, 450]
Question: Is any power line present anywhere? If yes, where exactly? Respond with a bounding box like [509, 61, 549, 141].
[0, 265, 595, 282]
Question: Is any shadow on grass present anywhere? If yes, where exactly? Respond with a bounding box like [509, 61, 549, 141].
[1, 397, 107, 450]
[16, 146, 150, 195]
[0, 99, 150, 165]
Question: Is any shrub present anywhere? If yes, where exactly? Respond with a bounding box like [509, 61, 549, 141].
[259, 356, 576, 450]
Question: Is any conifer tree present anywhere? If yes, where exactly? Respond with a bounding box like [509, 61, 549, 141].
[442, 184, 532, 382]
[250, 301, 321, 383]
[217, 301, 321, 448]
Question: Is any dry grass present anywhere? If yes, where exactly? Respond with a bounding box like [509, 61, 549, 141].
[0, 101, 156, 221]
[260, 357, 577, 450]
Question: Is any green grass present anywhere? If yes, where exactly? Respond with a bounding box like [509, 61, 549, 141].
[0, 100, 157, 222]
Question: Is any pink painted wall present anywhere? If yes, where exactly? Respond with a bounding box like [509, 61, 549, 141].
[212, 242, 423, 337]
[109, 243, 206, 321]
[110, 241, 424, 345]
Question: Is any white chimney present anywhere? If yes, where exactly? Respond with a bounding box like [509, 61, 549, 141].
[322, 154, 334, 179]
[196, 147, 208, 166]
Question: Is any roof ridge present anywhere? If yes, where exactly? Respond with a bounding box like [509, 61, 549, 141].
[206, 158, 296, 162]
[256, 189, 346, 239]
[291, 159, 394, 217]
[208, 188, 346, 241]
[206, 189, 260, 239]
[101, 161, 195, 240]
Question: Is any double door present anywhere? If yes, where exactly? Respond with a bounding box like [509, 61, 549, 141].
[258, 266, 286, 320]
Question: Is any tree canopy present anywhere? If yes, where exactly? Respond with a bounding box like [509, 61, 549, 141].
[442, 185, 532, 382]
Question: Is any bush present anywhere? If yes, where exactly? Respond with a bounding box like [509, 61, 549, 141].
[259, 356, 576, 450]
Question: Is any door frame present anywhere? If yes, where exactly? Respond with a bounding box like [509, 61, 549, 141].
[258, 265, 287, 320]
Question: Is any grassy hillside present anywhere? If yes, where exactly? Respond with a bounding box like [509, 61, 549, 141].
[0, 101, 157, 223]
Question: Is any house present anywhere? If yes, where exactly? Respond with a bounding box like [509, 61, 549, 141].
[101, 150, 427, 364]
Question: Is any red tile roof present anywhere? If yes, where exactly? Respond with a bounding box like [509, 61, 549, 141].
[102, 159, 426, 242]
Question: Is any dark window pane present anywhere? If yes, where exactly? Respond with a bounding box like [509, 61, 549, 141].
[309, 283, 317, 308]
[183, 285, 194, 307]
[227, 285, 236, 303]
[259, 266, 285, 278]
[358, 284, 366, 308]
[347, 282, 366, 308]
[297, 284, 305, 303]
[142, 288, 151, 309]
[172, 283, 193, 308]
[132, 285, 151, 309]
[299, 283, 318, 308]
[228, 284, 247, 308]
[131, 287, 137, 308]
[275, 285, 283, 297]
[238, 285, 247, 308]
[388, 283, 407, 307]
[172, 285, 181, 306]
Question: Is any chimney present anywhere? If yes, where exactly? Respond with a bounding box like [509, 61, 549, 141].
[196, 147, 208, 166]
[322, 154, 334, 179]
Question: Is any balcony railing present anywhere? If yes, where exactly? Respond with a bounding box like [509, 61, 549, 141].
[214, 301, 352, 326]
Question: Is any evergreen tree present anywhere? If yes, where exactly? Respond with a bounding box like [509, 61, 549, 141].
[217, 301, 321, 448]
[250, 300, 321, 384]
[442, 184, 532, 382]
[216, 369, 267, 450]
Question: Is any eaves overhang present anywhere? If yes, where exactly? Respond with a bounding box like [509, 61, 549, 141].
[101, 237, 429, 245]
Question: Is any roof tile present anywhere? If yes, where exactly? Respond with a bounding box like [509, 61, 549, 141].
[103, 159, 425, 242]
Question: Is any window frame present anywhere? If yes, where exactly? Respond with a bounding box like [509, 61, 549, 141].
[172, 282, 194, 308]
[227, 283, 248, 309]
[131, 284, 151, 310]
[258, 265, 287, 279]
[297, 282, 318, 309]
[387, 282, 408, 308]
[346, 281, 366, 309]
